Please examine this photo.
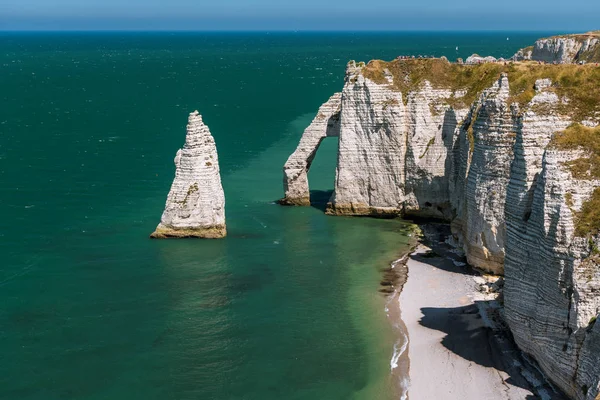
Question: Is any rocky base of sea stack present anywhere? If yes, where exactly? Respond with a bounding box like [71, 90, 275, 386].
[277, 196, 311, 206]
[152, 110, 227, 239]
[325, 202, 400, 218]
[150, 224, 227, 239]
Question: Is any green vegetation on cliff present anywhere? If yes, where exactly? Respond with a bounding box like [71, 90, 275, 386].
[551, 124, 600, 179]
[577, 46, 600, 64]
[361, 59, 600, 121]
[551, 124, 600, 237]
[574, 188, 600, 237]
[550, 31, 600, 40]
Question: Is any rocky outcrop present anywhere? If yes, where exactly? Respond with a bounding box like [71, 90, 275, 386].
[513, 32, 600, 63]
[280, 93, 341, 206]
[281, 49, 600, 397]
[465, 54, 497, 64]
[326, 61, 406, 217]
[151, 111, 226, 239]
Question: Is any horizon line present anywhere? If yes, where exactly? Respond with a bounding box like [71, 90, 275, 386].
[0, 28, 570, 33]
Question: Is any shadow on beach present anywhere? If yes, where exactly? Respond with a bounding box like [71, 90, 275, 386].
[419, 303, 542, 398]
[408, 221, 478, 276]
[410, 222, 567, 400]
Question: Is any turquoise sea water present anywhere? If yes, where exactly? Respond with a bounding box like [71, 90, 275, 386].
[0, 32, 547, 400]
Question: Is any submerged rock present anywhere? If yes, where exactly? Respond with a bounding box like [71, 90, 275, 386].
[151, 111, 226, 239]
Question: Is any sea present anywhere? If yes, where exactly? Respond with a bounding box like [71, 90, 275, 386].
[0, 31, 549, 400]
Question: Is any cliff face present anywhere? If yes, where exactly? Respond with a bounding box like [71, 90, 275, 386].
[456, 74, 517, 273]
[282, 55, 600, 398]
[402, 81, 464, 220]
[513, 32, 600, 64]
[505, 142, 600, 400]
[151, 111, 226, 239]
[326, 62, 406, 216]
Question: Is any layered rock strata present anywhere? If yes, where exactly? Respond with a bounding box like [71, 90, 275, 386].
[282, 52, 600, 398]
[280, 93, 341, 206]
[327, 62, 406, 216]
[151, 111, 226, 239]
[505, 142, 600, 400]
[513, 31, 600, 63]
[453, 74, 518, 274]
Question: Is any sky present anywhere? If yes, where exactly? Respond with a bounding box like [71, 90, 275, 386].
[1, 0, 599, 31]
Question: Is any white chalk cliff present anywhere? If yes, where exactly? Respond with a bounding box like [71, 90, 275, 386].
[151, 111, 226, 239]
[281, 93, 341, 205]
[504, 143, 600, 400]
[328, 62, 406, 216]
[512, 31, 600, 63]
[282, 43, 600, 398]
[465, 54, 498, 64]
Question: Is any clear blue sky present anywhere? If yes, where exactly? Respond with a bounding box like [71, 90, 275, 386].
[1, 0, 598, 31]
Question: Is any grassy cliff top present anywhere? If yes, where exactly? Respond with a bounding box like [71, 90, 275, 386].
[360, 58, 600, 120]
[549, 31, 600, 40]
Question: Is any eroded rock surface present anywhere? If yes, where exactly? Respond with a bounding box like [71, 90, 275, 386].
[280, 93, 341, 206]
[151, 111, 226, 239]
[505, 144, 600, 400]
[327, 61, 406, 216]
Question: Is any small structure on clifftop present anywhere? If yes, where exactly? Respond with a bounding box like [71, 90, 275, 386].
[151, 111, 226, 239]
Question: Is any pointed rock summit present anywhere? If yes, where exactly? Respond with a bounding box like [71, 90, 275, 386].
[151, 111, 226, 239]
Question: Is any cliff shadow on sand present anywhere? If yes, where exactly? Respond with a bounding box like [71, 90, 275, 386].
[419, 303, 541, 400]
[407, 223, 567, 399]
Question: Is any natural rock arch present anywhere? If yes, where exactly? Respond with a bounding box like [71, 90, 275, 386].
[279, 93, 341, 206]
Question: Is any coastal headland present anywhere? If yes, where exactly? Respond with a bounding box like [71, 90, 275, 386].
[282, 31, 600, 399]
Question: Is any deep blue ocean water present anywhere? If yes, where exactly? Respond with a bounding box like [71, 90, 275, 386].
[0, 31, 548, 400]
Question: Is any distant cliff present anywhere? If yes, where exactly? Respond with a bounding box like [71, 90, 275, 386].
[281, 35, 600, 399]
[512, 31, 600, 64]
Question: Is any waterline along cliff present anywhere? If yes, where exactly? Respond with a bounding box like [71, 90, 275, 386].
[281, 35, 600, 399]
[151, 111, 226, 239]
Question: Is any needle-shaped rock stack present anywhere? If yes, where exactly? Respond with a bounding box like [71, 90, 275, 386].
[151, 111, 226, 239]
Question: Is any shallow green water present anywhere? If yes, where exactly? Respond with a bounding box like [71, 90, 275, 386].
[0, 31, 546, 400]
